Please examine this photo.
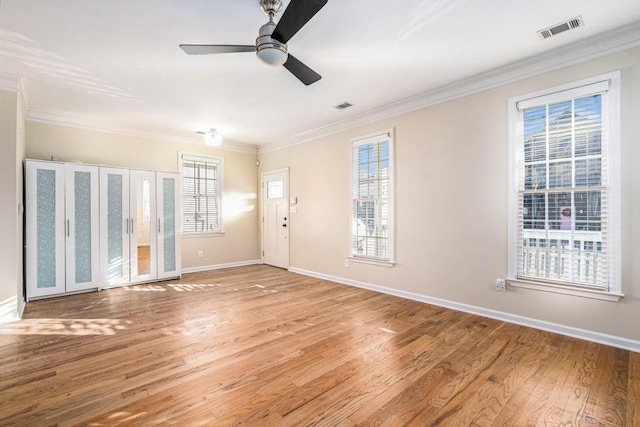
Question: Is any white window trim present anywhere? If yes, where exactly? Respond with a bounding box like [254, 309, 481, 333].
[349, 129, 396, 266]
[507, 71, 622, 301]
[178, 152, 224, 236]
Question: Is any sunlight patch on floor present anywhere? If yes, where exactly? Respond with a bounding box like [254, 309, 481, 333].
[168, 283, 219, 292]
[123, 284, 167, 292]
[87, 410, 148, 426]
[123, 283, 220, 292]
[0, 318, 132, 336]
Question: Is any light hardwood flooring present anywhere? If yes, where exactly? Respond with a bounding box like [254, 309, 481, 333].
[136, 245, 151, 276]
[1, 265, 638, 426]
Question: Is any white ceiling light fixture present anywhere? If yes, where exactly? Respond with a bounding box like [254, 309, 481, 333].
[197, 128, 223, 146]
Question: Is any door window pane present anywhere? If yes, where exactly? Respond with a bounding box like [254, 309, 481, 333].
[267, 180, 284, 199]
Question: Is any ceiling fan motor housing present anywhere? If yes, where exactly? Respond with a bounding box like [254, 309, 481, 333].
[256, 20, 288, 66]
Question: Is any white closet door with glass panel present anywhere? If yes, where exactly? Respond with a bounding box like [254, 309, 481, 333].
[64, 164, 100, 292]
[129, 169, 158, 283]
[157, 172, 181, 279]
[99, 167, 131, 288]
[25, 161, 67, 299]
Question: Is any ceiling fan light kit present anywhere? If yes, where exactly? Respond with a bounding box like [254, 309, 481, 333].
[179, 0, 327, 85]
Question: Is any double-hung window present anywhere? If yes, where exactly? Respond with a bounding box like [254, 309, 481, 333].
[350, 130, 394, 265]
[508, 72, 621, 299]
[180, 153, 223, 235]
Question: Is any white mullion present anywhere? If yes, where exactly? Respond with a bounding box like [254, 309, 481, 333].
[543, 104, 550, 277]
[570, 98, 577, 284]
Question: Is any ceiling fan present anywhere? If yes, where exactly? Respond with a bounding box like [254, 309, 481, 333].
[180, 0, 327, 86]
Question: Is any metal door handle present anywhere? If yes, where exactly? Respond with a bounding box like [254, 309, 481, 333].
[126, 218, 129, 234]
[157, 218, 161, 233]
[67, 219, 70, 237]
[282, 223, 287, 227]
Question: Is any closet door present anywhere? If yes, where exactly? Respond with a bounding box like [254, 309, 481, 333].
[99, 167, 131, 288]
[157, 173, 181, 279]
[130, 170, 157, 283]
[65, 164, 100, 292]
[25, 161, 66, 299]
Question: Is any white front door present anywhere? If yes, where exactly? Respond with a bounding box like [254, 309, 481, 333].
[262, 168, 289, 269]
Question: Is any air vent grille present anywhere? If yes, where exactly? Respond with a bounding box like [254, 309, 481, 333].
[537, 16, 584, 39]
[334, 102, 353, 110]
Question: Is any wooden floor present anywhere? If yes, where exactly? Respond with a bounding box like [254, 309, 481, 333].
[137, 245, 150, 276]
[1, 265, 638, 426]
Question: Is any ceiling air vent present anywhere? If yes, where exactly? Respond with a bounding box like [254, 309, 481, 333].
[537, 16, 584, 40]
[334, 102, 353, 110]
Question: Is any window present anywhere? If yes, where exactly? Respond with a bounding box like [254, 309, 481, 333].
[350, 130, 394, 264]
[508, 72, 621, 298]
[267, 180, 284, 199]
[180, 153, 223, 234]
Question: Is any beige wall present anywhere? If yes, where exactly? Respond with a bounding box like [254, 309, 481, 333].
[0, 89, 25, 319]
[259, 46, 640, 342]
[26, 122, 260, 269]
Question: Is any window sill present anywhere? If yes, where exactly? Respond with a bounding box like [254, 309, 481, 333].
[349, 256, 395, 268]
[507, 278, 623, 302]
[182, 232, 225, 238]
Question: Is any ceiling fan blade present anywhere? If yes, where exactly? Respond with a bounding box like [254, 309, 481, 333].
[179, 44, 256, 55]
[283, 54, 321, 86]
[272, 0, 327, 44]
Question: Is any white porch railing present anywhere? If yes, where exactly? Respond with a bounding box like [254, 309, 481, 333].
[520, 230, 605, 288]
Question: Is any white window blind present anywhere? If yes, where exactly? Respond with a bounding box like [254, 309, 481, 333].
[510, 73, 620, 293]
[180, 154, 223, 234]
[350, 131, 394, 262]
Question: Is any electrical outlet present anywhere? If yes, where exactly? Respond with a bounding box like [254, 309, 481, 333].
[197, 250, 203, 258]
[495, 279, 506, 292]
[344, 258, 350, 268]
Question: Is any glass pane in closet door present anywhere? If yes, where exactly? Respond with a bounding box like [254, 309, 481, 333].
[36, 169, 57, 288]
[163, 177, 176, 272]
[107, 174, 124, 281]
[74, 171, 93, 283]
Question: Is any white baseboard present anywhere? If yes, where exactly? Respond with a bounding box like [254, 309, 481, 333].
[17, 297, 25, 319]
[182, 259, 262, 274]
[0, 296, 23, 324]
[289, 267, 640, 353]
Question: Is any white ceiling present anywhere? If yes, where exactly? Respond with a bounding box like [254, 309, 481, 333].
[1, 0, 640, 149]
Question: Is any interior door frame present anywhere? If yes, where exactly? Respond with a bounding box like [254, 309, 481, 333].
[261, 167, 290, 269]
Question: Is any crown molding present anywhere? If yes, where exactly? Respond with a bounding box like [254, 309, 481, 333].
[0, 71, 22, 92]
[259, 19, 640, 154]
[26, 108, 258, 154]
[0, 71, 29, 110]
